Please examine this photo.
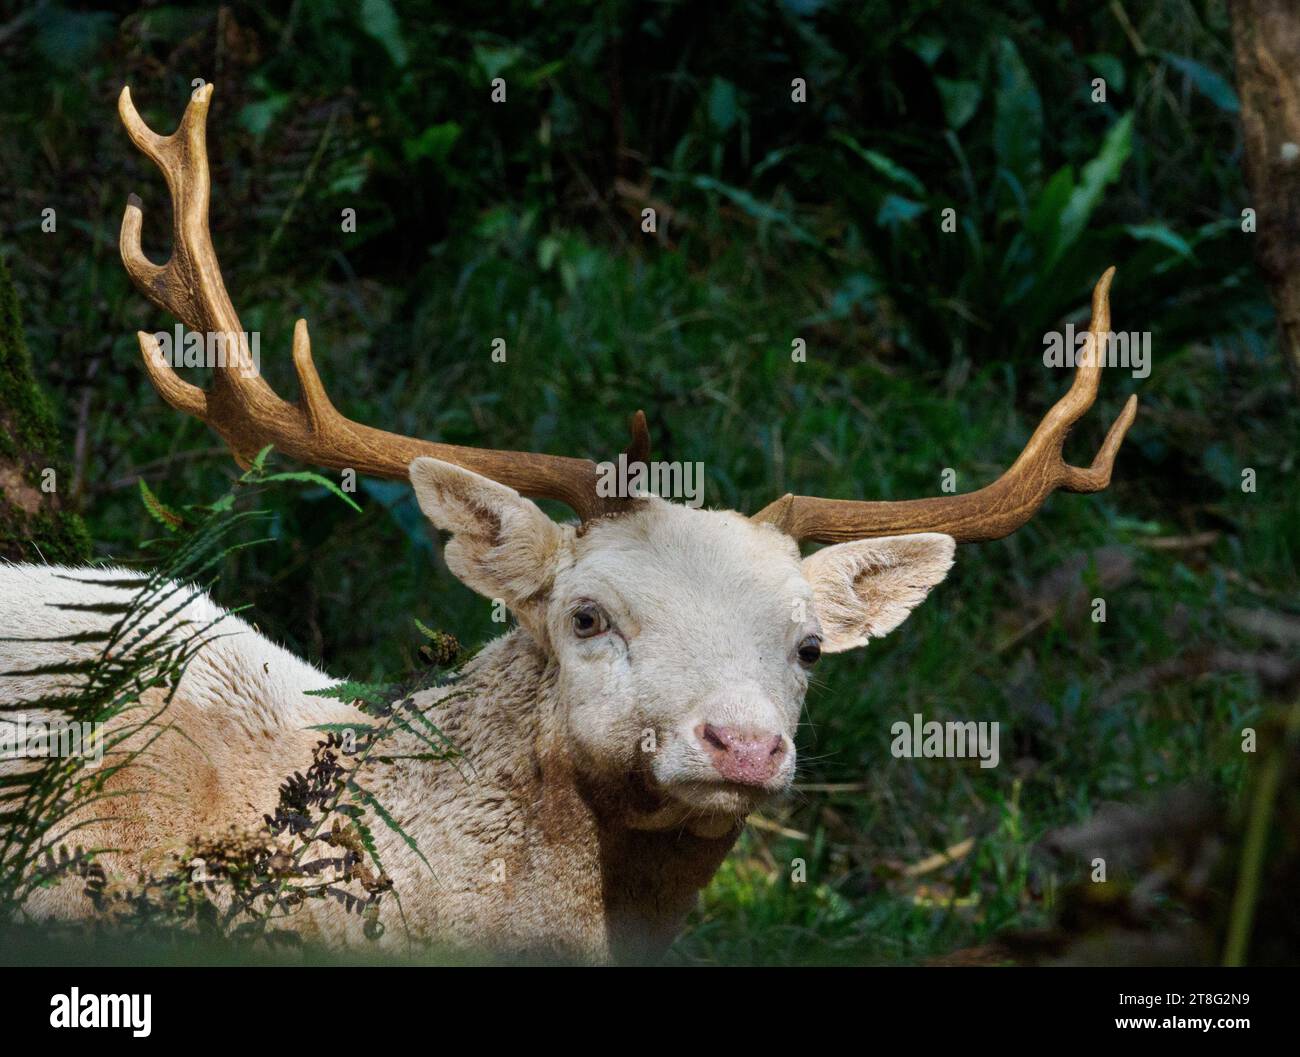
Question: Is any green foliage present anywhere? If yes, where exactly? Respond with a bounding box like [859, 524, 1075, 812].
[0, 253, 91, 563]
[0, 0, 1295, 963]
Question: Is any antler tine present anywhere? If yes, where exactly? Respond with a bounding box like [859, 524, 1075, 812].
[120, 83, 278, 450]
[1051, 270, 1138, 493]
[119, 85, 246, 352]
[751, 268, 1138, 544]
[136, 327, 208, 418]
[290, 318, 343, 435]
[118, 84, 633, 519]
[622, 410, 651, 466]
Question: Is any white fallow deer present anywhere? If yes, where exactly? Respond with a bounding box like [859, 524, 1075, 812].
[0, 86, 1137, 963]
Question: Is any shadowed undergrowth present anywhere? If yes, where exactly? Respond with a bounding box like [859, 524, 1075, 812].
[0, 1, 1296, 964]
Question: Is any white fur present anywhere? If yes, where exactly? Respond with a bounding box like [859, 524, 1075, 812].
[0, 463, 955, 961]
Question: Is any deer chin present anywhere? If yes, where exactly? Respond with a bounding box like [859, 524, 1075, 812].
[623, 793, 750, 839]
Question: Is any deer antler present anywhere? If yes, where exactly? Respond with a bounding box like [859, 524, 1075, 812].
[118, 84, 642, 521]
[751, 269, 1139, 544]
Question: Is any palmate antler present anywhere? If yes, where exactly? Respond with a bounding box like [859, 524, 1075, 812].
[117, 83, 643, 521]
[751, 270, 1139, 543]
[119, 85, 1135, 542]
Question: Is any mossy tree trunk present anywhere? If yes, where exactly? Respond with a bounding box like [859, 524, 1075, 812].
[0, 254, 92, 564]
[1231, 0, 1300, 399]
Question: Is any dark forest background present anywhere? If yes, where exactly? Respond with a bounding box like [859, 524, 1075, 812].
[1, 0, 1297, 964]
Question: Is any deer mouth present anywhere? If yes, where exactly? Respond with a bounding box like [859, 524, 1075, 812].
[623, 758, 769, 822]
[650, 773, 780, 820]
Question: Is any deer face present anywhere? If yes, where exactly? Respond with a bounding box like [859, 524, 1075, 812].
[411, 459, 955, 829]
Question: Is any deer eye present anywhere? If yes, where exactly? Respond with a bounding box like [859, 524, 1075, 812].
[571, 602, 609, 639]
[797, 635, 822, 667]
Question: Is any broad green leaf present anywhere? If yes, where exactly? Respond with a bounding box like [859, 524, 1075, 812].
[1085, 53, 1126, 94]
[876, 193, 926, 227]
[239, 96, 290, 138]
[1125, 223, 1196, 261]
[537, 235, 561, 271]
[681, 173, 818, 244]
[475, 45, 522, 81]
[832, 132, 926, 196]
[993, 37, 1042, 189]
[522, 60, 566, 89]
[359, 0, 408, 69]
[936, 78, 982, 130]
[403, 122, 462, 165]
[1027, 165, 1075, 244]
[1049, 112, 1134, 269]
[1161, 52, 1239, 113]
[908, 35, 945, 67]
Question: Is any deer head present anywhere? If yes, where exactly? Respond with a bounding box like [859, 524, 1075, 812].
[117, 86, 1137, 828]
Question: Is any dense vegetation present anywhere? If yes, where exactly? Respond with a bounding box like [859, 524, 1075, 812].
[1, 0, 1296, 964]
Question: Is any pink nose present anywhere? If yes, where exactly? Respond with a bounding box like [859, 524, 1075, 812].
[695, 723, 788, 786]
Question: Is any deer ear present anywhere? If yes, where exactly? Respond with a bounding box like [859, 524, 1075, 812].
[802, 533, 956, 653]
[409, 458, 565, 612]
